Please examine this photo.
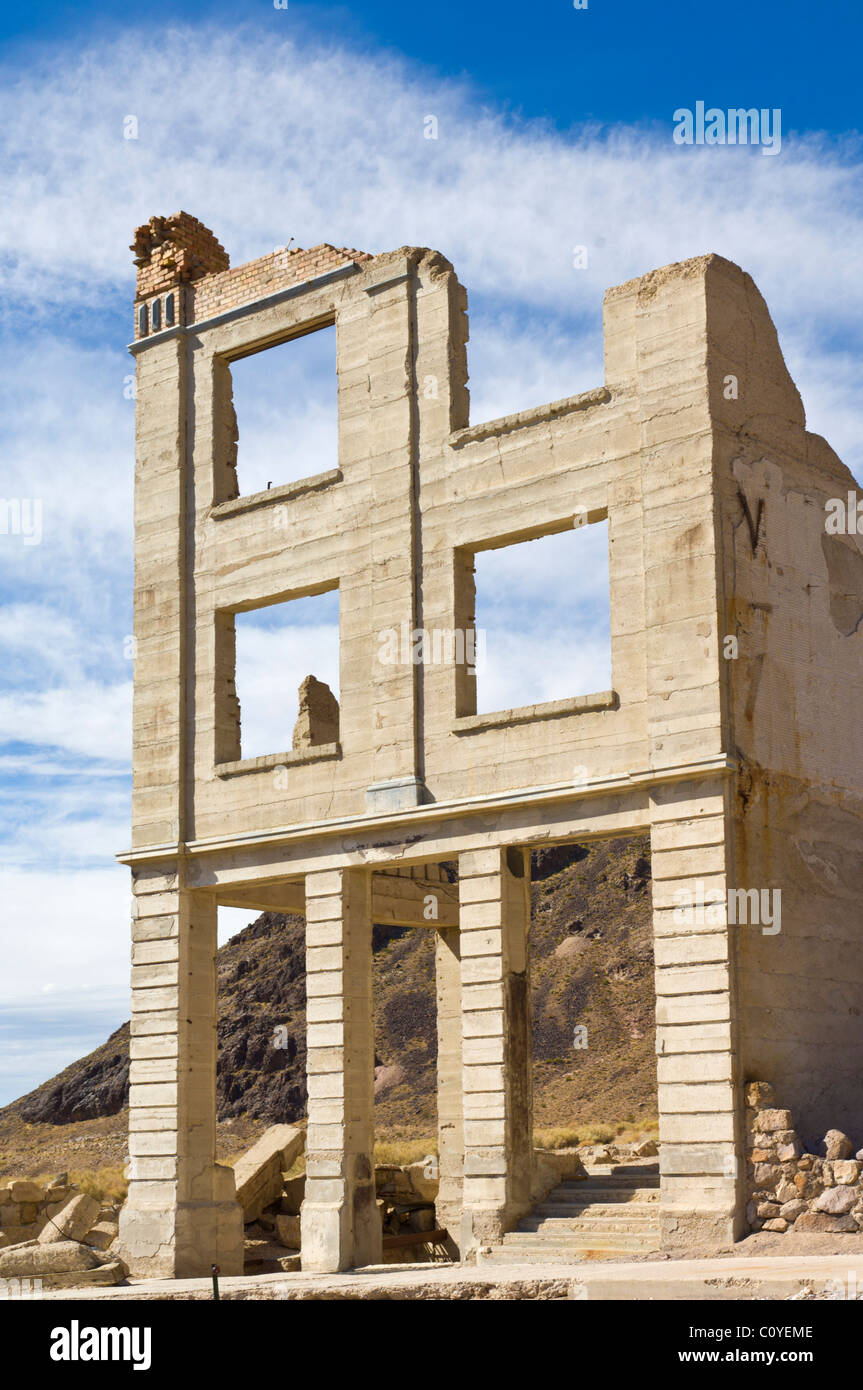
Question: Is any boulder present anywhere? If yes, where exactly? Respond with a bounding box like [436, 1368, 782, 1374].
[756, 1201, 780, 1220]
[744, 1081, 775, 1109]
[762, 1218, 788, 1233]
[779, 1199, 808, 1222]
[832, 1160, 860, 1185]
[820, 1130, 854, 1161]
[813, 1185, 857, 1216]
[795, 1212, 858, 1234]
[38, 1193, 101, 1244]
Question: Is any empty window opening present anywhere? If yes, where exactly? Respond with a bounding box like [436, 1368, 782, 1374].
[230, 588, 339, 762]
[229, 325, 337, 497]
[470, 522, 611, 714]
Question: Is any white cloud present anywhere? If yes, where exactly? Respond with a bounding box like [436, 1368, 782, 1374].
[0, 867, 130, 1004]
[0, 679, 132, 763]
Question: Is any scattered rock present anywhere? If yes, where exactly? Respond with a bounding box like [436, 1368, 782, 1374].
[762, 1218, 788, 1233]
[820, 1130, 854, 1161]
[832, 1160, 860, 1185]
[634, 1139, 658, 1158]
[813, 1186, 857, 1216]
[745, 1081, 775, 1109]
[779, 1199, 807, 1222]
[795, 1212, 858, 1234]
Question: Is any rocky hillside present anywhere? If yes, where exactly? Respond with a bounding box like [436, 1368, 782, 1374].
[1, 837, 656, 1153]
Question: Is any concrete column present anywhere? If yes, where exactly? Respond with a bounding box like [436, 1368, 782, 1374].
[458, 846, 533, 1253]
[434, 925, 463, 1248]
[300, 866, 381, 1272]
[651, 780, 742, 1248]
[118, 872, 243, 1278]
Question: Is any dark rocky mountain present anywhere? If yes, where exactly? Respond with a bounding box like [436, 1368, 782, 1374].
[5, 836, 656, 1139]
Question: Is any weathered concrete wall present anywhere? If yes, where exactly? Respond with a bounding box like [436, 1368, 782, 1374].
[703, 258, 863, 1143]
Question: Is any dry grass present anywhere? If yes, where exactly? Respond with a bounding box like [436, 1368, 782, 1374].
[0, 1165, 129, 1204]
[535, 1117, 659, 1150]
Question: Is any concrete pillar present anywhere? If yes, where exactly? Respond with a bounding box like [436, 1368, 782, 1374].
[434, 925, 463, 1248]
[300, 866, 381, 1272]
[458, 845, 533, 1253]
[651, 780, 742, 1248]
[118, 873, 244, 1278]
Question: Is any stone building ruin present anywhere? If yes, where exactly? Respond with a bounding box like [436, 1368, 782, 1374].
[117, 211, 863, 1277]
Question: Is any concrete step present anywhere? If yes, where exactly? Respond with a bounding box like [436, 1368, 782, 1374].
[573, 1173, 660, 1188]
[543, 1188, 659, 1206]
[522, 1216, 659, 1234]
[502, 1230, 658, 1249]
[478, 1247, 652, 1266]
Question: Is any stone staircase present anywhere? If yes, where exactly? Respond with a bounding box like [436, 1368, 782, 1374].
[477, 1162, 661, 1265]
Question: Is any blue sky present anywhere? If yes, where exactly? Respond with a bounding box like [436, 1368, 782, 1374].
[1, 0, 862, 1104]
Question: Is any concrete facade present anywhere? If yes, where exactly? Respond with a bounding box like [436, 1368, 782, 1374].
[118, 212, 863, 1277]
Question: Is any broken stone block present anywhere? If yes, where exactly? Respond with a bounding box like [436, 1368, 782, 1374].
[775, 1180, 798, 1204]
[0, 1240, 100, 1276]
[292, 675, 339, 749]
[85, 1221, 119, 1251]
[820, 1129, 854, 1161]
[38, 1194, 101, 1245]
[756, 1201, 780, 1220]
[233, 1125, 304, 1223]
[762, 1218, 788, 1233]
[9, 1182, 44, 1204]
[405, 1160, 439, 1202]
[753, 1163, 782, 1188]
[274, 1213, 301, 1249]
